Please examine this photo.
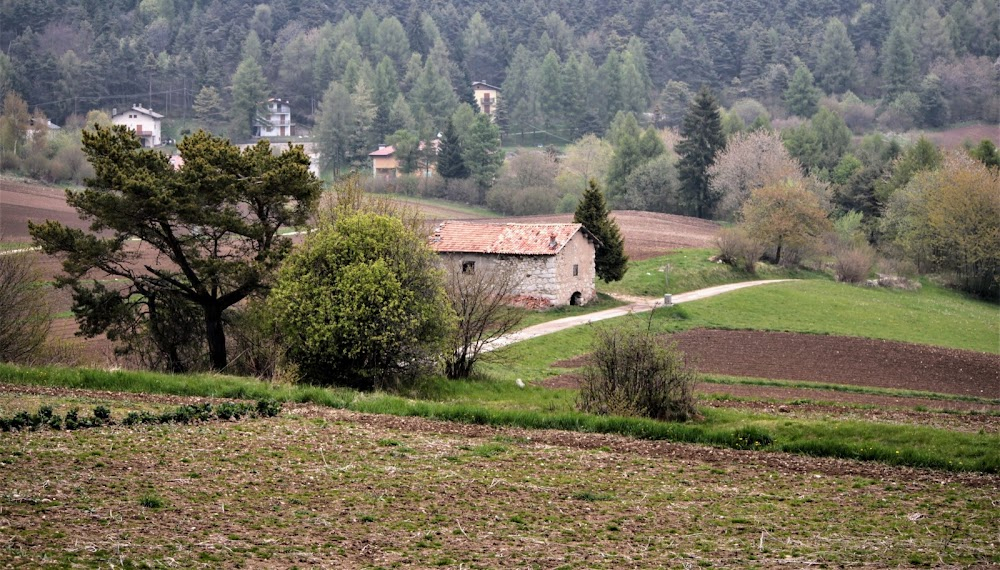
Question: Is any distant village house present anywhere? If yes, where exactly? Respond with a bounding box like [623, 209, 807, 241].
[368, 139, 440, 179]
[253, 98, 294, 138]
[111, 105, 163, 147]
[472, 81, 501, 122]
[369, 144, 398, 178]
[430, 221, 599, 308]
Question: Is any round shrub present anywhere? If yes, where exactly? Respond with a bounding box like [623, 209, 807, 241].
[269, 212, 455, 390]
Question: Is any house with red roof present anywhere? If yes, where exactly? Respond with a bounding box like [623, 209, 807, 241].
[430, 221, 599, 308]
[369, 144, 398, 178]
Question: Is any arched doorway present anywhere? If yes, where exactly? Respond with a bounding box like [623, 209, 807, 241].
[569, 291, 582, 306]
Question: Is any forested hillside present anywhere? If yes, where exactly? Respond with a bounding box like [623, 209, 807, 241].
[1, 0, 997, 141]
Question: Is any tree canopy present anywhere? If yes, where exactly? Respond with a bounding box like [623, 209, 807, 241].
[269, 210, 454, 389]
[677, 87, 725, 219]
[30, 126, 322, 371]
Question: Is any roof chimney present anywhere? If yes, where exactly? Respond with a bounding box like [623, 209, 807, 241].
[549, 233, 558, 249]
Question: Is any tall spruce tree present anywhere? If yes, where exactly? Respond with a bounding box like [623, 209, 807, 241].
[676, 87, 725, 219]
[574, 179, 628, 282]
[436, 120, 469, 180]
[783, 64, 821, 117]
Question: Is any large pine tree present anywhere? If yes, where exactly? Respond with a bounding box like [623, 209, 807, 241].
[676, 87, 725, 219]
[574, 179, 628, 282]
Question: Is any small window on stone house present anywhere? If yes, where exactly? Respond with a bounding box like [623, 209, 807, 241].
[462, 261, 475, 275]
[573, 264, 579, 276]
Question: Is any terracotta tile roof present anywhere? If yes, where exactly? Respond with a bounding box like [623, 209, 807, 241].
[368, 145, 395, 157]
[429, 221, 591, 255]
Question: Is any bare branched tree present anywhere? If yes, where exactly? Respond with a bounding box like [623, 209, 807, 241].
[0, 248, 51, 363]
[444, 261, 524, 379]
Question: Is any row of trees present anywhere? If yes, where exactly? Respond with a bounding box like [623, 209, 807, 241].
[1, 1, 996, 142]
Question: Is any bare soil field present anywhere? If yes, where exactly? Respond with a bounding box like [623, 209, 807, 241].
[545, 329, 1000, 431]
[0, 178, 86, 242]
[0, 388, 997, 569]
[918, 123, 1000, 149]
[552, 329, 1000, 399]
[492, 210, 720, 260]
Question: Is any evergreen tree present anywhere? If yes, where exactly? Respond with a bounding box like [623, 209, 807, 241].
[815, 18, 857, 94]
[882, 26, 917, 99]
[560, 53, 587, 136]
[918, 73, 949, 128]
[411, 58, 458, 133]
[676, 87, 726, 219]
[968, 140, 1000, 170]
[314, 81, 359, 174]
[573, 179, 628, 283]
[30, 127, 321, 371]
[492, 93, 509, 138]
[192, 85, 225, 128]
[229, 55, 268, 140]
[436, 119, 469, 180]
[462, 113, 504, 197]
[537, 50, 563, 132]
[783, 64, 821, 117]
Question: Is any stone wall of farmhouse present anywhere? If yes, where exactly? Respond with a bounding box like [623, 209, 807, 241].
[552, 232, 597, 305]
[438, 233, 596, 308]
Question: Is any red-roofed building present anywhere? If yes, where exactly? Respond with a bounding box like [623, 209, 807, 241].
[430, 221, 599, 307]
[369, 145, 398, 178]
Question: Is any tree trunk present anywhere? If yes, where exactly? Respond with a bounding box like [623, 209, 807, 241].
[204, 305, 228, 371]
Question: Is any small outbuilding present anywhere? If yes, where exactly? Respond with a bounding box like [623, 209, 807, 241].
[430, 221, 600, 308]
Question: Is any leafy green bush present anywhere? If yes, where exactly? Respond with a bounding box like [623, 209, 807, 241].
[270, 211, 455, 390]
[578, 326, 698, 422]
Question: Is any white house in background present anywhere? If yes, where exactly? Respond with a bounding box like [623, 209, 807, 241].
[254, 98, 294, 138]
[430, 221, 600, 308]
[111, 105, 163, 147]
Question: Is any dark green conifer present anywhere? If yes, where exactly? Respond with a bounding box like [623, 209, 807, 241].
[574, 179, 628, 282]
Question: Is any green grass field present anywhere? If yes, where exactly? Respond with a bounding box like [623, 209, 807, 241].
[598, 249, 828, 297]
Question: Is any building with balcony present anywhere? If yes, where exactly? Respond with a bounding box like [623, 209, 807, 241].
[254, 98, 294, 138]
[111, 105, 163, 147]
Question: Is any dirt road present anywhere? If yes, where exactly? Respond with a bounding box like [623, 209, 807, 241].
[482, 279, 795, 352]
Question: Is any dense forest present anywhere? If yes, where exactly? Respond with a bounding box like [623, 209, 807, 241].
[1, 0, 998, 140]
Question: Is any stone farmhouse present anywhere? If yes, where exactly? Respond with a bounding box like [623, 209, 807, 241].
[254, 98, 294, 138]
[430, 221, 599, 308]
[111, 105, 163, 147]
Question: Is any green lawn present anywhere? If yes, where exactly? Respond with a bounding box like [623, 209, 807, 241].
[598, 249, 827, 297]
[672, 279, 999, 354]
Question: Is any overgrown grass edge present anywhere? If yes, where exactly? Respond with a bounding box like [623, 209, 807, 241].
[1, 364, 995, 474]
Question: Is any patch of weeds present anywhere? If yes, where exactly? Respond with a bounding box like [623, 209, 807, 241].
[138, 493, 166, 509]
[509, 514, 526, 525]
[725, 427, 775, 450]
[572, 490, 614, 501]
[470, 442, 508, 458]
[359, 514, 376, 523]
[378, 439, 401, 447]
[493, 434, 529, 444]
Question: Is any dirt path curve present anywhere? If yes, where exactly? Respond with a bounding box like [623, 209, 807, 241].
[482, 279, 795, 352]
